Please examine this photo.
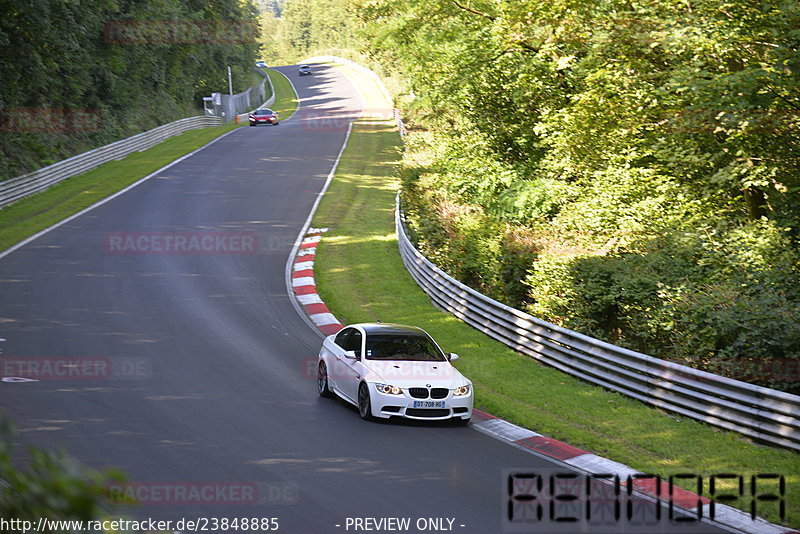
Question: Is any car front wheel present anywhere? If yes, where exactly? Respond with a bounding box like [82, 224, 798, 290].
[358, 382, 374, 421]
[318, 361, 332, 398]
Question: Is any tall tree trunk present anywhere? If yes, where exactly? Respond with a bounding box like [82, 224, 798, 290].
[743, 158, 769, 220]
[744, 185, 768, 220]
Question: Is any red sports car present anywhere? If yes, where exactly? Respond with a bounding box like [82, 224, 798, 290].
[249, 108, 279, 126]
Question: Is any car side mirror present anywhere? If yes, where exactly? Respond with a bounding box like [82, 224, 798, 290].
[447, 353, 459, 361]
[344, 350, 358, 360]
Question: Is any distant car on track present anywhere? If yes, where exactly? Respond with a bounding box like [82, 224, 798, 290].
[249, 108, 279, 126]
[255, 60, 268, 68]
[298, 64, 312, 76]
[317, 323, 473, 423]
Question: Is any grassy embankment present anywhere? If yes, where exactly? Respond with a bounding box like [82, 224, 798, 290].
[0, 68, 298, 253]
[309, 59, 799, 527]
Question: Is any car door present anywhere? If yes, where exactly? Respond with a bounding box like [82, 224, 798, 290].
[326, 328, 351, 394]
[337, 328, 363, 404]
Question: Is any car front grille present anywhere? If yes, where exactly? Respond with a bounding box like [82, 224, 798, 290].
[408, 387, 449, 399]
[408, 387, 428, 399]
[406, 408, 450, 418]
[408, 387, 450, 399]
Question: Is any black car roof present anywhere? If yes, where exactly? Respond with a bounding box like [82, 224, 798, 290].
[354, 323, 428, 336]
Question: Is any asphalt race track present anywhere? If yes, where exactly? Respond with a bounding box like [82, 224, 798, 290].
[0, 66, 728, 533]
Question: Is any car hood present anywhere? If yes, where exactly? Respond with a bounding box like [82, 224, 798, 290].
[363, 360, 468, 389]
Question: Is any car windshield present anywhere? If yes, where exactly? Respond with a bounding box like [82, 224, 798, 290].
[364, 333, 446, 362]
[254, 109, 273, 115]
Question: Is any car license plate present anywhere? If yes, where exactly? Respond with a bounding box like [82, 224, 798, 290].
[413, 400, 446, 408]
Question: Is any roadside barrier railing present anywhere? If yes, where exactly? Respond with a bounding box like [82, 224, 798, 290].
[0, 116, 222, 208]
[225, 67, 274, 123]
[396, 196, 800, 451]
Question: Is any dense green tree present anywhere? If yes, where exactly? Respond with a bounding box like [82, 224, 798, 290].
[0, 0, 260, 180]
[361, 0, 800, 391]
[268, 0, 362, 63]
[256, 0, 285, 17]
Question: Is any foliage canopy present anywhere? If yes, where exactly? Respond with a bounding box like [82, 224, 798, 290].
[357, 0, 800, 391]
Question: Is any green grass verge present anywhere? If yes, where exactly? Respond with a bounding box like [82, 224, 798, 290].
[267, 69, 298, 119]
[310, 97, 799, 527]
[1, 75, 299, 253]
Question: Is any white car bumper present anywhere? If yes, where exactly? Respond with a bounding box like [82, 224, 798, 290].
[369, 383, 473, 421]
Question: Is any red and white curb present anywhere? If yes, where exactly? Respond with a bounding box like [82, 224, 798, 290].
[290, 228, 343, 337]
[470, 409, 796, 534]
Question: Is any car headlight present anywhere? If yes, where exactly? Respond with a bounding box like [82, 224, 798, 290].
[453, 385, 471, 396]
[376, 383, 403, 395]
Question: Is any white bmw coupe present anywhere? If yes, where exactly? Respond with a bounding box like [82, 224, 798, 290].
[317, 323, 473, 423]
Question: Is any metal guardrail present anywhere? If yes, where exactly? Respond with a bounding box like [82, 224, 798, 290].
[396, 196, 800, 451]
[233, 68, 276, 124]
[222, 67, 272, 122]
[0, 116, 222, 208]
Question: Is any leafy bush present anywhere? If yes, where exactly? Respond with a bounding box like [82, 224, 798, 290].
[525, 220, 800, 393]
[0, 416, 123, 526]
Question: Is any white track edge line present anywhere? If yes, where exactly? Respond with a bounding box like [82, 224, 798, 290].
[284, 121, 353, 339]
